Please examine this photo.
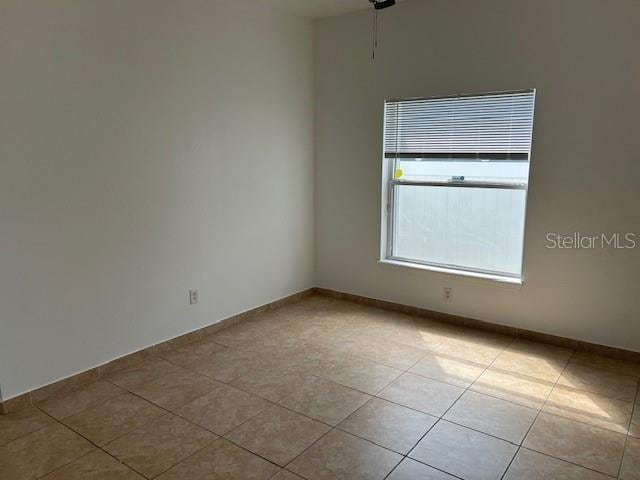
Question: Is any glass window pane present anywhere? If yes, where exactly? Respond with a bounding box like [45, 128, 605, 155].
[396, 158, 529, 184]
[392, 185, 527, 276]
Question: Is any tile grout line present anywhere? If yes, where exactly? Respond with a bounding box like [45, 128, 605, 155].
[96, 377, 286, 478]
[237, 301, 638, 478]
[112, 381, 320, 478]
[100, 358, 407, 478]
[31, 406, 150, 480]
[418, 336, 518, 479]
[276, 335, 421, 477]
[0, 415, 53, 450]
[268, 318, 516, 479]
[316, 289, 640, 366]
[2, 381, 132, 450]
[498, 349, 575, 480]
[7, 300, 636, 480]
[167, 340, 614, 480]
[616, 381, 640, 478]
[517, 351, 638, 479]
[523, 364, 640, 478]
[105, 350, 354, 456]
[513, 447, 618, 479]
[27, 384, 160, 479]
[15, 352, 615, 480]
[2, 291, 312, 415]
[269, 319, 445, 479]
[381, 335, 518, 479]
[157, 329, 631, 480]
[404, 346, 638, 417]
[8, 383, 619, 479]
[398, 340, 629, 479]
[5, 290, 637, 416]
[378, 330, 485, 479]
[328, 337, 436, 478]
[95, 377, 239, 477]
[496, 348, 629, 480]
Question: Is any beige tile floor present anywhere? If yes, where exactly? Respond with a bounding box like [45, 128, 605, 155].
[1, 295, 639, 479]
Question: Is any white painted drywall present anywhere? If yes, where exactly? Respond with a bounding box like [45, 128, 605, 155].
[0, 0, 314, 400]
[315, 0, 640, 351]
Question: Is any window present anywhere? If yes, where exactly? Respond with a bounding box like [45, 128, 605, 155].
[381, 90, 536, 282]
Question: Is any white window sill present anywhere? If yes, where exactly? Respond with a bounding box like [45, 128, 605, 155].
[379, 258, 524, 285]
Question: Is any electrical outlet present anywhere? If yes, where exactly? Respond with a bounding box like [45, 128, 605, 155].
[443, 287, 453, 301]
[189, 289, 199, 305]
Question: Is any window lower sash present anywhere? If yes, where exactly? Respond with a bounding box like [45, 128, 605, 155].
[384, 180, 528, 278]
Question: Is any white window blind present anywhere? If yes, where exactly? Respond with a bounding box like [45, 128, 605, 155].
[384, 90, 536, 160]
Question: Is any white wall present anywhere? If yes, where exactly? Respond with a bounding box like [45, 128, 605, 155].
[315, 0, 640, 352]
[0, 0, 314, 400]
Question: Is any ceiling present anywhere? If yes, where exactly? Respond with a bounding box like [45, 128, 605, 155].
[264, 0, 403, 19]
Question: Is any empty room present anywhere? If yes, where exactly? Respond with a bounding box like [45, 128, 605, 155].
[1, 0, 639, 479]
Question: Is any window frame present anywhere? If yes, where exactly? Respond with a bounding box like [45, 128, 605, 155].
[379, 89, 536, 284]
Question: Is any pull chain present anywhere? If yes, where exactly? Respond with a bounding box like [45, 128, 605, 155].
[371, 0, 396, 60]
[372, 9, 378, 60]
